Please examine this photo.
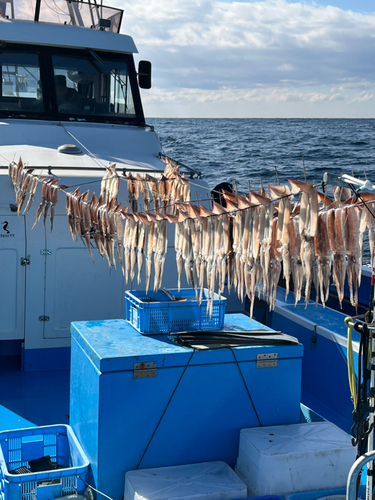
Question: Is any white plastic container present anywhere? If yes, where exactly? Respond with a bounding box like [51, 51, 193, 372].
[54, 496, 86, 500]
[124, 461, 247, 500]
[235, 422, 356, 497]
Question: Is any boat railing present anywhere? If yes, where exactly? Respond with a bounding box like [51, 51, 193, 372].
[345, 315, 369, 330]
[61, 0, 123, 33]
[0, 0, 123, 33]
[0, 163, 204, 186]
[158, 153, 202, 179]
[346, 450, 375, 500]
[0, 165, 165, 175]
[324, 172, 375, 194]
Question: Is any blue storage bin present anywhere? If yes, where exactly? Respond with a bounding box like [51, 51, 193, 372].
[0, 424, 89, 500]
[125, 288, 226, 334]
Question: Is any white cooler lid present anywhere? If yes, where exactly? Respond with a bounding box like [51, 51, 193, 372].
[125, 461, 247, 500]
[240, 422, 353, 456]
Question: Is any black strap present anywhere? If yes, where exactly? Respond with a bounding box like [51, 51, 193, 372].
[171, 330, 299, 350]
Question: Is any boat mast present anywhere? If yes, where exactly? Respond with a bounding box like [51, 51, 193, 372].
[0, 0, 14, 19]
[66, 0, 84, 27]
[34, 0, 40, 20]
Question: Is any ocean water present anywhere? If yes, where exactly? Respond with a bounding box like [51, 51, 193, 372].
[148, 118, 375, 263]
[148, 118, 375, 194]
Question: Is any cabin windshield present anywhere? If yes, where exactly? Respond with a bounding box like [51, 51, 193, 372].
[0, 52, 43, 112]
[52, 53, 136, 118]
[0, 46, 144, 125]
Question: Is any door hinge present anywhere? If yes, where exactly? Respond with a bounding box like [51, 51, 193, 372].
[20, 256, 30, 266]
[133, 362, 157, 379]
[256, 353, 277, 368]
[40, 249, 52, 255]
[39, 316, 50, 322]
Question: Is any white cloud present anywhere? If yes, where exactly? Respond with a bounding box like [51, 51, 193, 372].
[309, 93, 329, 102]
[114, 0, 375, 116]
[13, 0, 375, 116]
[141, 82, 375, 117]
[277, 64, 294, 71]
[328, 93, 344, 100]
[350, 91, 374, 102]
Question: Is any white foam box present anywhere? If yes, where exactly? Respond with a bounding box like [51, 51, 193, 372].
[124, 461, 247, 500]
[234, 422, 356, 497]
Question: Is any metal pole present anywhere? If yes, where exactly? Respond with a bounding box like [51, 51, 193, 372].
[34, 0, 41, 21]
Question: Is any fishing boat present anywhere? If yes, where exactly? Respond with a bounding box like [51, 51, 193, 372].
[0, 0, 207, 372]
[0, 2, 375, 500]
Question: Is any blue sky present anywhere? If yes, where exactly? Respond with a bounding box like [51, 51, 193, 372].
[271, 0, 373, 10]
[292, 0, 373, 11]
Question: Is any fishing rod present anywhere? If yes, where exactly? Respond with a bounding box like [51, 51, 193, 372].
[325, 171, 375, 500]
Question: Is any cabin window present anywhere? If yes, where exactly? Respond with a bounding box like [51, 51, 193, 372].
[52, 54, 136, 118]
[0, 52, 43, 112]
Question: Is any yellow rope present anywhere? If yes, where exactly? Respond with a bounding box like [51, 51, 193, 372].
[345, 317, 357, 408]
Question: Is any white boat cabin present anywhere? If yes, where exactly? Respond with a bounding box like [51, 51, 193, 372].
[0, 7, 208, 369]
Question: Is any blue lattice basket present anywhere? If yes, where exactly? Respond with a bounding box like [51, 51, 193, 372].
[125, 288, 226, 334]
[0, 425, 89, 500]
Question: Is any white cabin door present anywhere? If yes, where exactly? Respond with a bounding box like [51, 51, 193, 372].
[0, 214, 26, 340]
[43, 214, 125, 339]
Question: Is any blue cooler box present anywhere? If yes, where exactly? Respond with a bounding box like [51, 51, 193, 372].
[70, 313, 303, 500]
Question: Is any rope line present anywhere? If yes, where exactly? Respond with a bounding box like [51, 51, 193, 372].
[61, 124, 107, 169]
[77, 476, 114, 500]
[7, 153, 375, 224]
[136, 349, 195, 470]
[229, 348, 262, 427]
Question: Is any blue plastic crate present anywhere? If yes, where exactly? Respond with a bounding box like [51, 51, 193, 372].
[125, 288, 227, 334]
[0, 425, 89, 500]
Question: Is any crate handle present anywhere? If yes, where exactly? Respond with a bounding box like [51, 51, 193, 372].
[161, 288, 175, 301]
[22, 435, 43, 443]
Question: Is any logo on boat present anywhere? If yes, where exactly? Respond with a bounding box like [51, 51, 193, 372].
[1, 221, 14, 238]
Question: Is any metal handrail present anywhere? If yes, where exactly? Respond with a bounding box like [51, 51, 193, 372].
[0, 165, 165, 175]
[158, 153, 202, 179]
[346, 451, 375, 500]
[323, 172, 375, 193]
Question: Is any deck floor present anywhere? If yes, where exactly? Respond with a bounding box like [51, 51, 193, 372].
[0, 367, 70, 431]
